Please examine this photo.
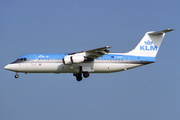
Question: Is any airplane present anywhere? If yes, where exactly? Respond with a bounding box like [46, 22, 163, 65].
[4, 29, 173, 81]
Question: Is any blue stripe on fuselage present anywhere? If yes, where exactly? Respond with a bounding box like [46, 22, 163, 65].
[97, 54, 155, 62]
[18, 53, 155, 62]
[19, 53, 67, 60]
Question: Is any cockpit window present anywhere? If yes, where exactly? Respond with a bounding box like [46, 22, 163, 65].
[17, 59, 20, 61]
[11, 57, 27, 63]
[14, 59, 20, 63]
[15, 58, 27, 62]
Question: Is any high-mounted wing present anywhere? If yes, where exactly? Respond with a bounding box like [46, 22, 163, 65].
[63, 46, 111, 65]
[85, 46, 111, 59]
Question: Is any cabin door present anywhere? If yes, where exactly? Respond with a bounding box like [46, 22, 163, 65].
[30, 54, 37, 66]
[123, 55, 129, 66]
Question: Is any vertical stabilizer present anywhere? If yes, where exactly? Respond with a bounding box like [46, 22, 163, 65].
[128, 29, 174, 57]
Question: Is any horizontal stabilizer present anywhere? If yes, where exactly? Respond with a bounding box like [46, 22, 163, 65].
[148, 28, 174, 35]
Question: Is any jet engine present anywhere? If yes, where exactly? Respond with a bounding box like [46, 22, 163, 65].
[63, 55, 85, 65]
[62, 55, 72, 65]
[71, 55, 85, 63]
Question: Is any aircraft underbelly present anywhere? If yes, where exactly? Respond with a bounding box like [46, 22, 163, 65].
[15, 61, 143, 73]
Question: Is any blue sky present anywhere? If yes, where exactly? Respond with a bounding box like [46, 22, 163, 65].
[1, 0, 180, 120]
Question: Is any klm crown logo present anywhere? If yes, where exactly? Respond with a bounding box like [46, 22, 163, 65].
[140, 40, 157, 51]
[144, 40, 153, 45]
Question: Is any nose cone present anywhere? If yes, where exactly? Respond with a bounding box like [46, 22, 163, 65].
[4, 64, 11, 70]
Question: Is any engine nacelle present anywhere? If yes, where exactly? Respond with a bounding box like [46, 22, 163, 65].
[71, 55, 85, 64]
[62, 56, 72, 65]
[62, 55, 85, 65]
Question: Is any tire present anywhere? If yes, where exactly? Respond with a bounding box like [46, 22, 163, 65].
[15, 74, 19, 78]
[83, 72, 89, 78]
[76, 73, 82, 81]
[76, 76, 82, 81]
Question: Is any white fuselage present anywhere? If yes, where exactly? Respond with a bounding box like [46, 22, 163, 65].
[5, 57, 147, 74]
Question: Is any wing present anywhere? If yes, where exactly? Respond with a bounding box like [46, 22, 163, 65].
[85, 46, 111, 59]
[63, 46, 111, 65]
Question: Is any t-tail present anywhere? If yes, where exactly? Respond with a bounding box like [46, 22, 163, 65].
[127, 29, 174, 57]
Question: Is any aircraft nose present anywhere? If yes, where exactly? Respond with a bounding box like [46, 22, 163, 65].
[4, 64, 11, 70]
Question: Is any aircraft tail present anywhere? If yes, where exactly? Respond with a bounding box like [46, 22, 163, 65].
[127, 29, 174, 57]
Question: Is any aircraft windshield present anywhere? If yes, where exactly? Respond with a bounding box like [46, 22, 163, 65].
[14, 58, 27, 62]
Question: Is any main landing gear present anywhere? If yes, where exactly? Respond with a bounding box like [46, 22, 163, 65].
[73, 66, 90, 81]
[73, 72, 90, 81]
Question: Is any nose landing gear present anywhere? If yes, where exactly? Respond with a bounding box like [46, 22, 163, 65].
[15, 73, 19, 78]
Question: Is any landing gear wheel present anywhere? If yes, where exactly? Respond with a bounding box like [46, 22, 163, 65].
[76, 73, 82, 81]
[83, 72, 89, 78]
[76, 76, 82, 81]
[15, 74, 19, 78]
